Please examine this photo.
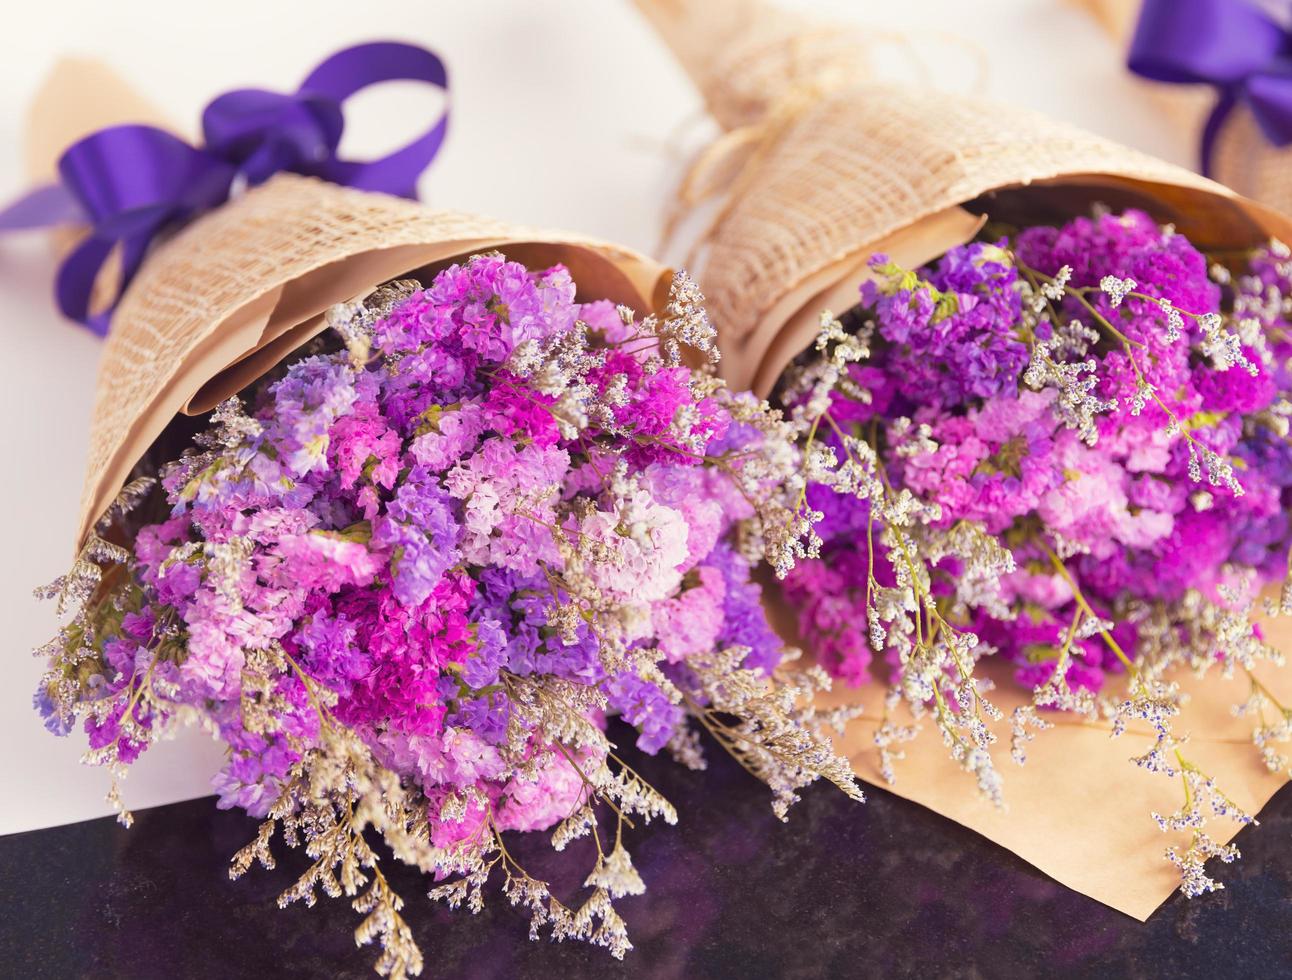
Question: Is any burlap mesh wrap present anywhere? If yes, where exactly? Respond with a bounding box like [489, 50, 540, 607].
[37, 56, 671, 550]
[633, 0, 1292, 396]
[77, 174, 667, 549]
[632, 0, 873, 130]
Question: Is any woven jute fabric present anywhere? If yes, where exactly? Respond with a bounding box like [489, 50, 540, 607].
[77, 173, 667, 549]
[633, 0, 1292, 396]
[631, 0, 874, 131]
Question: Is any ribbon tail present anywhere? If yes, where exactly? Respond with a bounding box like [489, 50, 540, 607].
[55, 236, 115, 334]
[54, 232, 151, 336]
[0, 184, 85, 231]
[1198, 88, 1238, 177]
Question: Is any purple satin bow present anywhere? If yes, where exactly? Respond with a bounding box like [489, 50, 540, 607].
[0, 41, 449, 335]
[1129, 0, 1292, 178]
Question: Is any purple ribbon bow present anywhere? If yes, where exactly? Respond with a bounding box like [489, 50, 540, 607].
[1129, 0, 1292, 178]
[0, 41, 449, 335]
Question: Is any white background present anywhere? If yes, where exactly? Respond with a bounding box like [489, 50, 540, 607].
[0, 0, 1192, 835]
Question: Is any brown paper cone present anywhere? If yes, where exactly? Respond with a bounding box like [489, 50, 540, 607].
[636, 0, 1292, 918]
[25, 61, 672, 551]
[1070, 0, 1292, 220]
[633, 0, 1292, 398]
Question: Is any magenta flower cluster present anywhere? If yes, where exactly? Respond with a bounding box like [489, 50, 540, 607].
[786, 211, 1292, 693]
[52, 255, 784, 844]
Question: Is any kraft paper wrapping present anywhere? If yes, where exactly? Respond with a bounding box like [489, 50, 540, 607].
[634, 0, 1292, 917]
[810, 617, 1292, 921]
[24, 61, 671, 551]
[1072, 0, 1292, 220]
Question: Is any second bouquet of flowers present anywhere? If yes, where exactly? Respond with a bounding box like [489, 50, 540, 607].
[636, 0, 1292, 920]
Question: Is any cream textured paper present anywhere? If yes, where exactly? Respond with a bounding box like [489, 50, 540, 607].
[24, 62, 671, 551]
[812, 611, 1292, 922]
[635, 0, 1292, 918]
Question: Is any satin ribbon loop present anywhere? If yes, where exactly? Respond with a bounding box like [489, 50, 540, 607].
[0, 41, 449, 334]
[1129, 0, 1292, 175]
[202, 89, 345, 188]
[51, 126, 235, 335]
[298, 41, 451, 199]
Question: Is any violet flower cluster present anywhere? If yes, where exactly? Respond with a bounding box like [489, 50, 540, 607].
[37, 256, 860, 977]
[779, 210, 1292, 896]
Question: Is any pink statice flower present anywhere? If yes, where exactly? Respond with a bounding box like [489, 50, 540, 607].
[778, 214, 1292, 901]
[784, 211, 1292, 701]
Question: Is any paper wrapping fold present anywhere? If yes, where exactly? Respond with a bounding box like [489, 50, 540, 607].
[25, 61, 672, 551]
[632, 0, 1292, 399]
[635, 0, 1292, 917]
[811, 613, 1292, 921]
[1071, 0, 1292, 220]
[764, 581, 1292, 922]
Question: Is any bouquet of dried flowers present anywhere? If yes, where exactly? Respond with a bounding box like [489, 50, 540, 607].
[779, 209, 1292, 897]
[35, 254, 861, 976]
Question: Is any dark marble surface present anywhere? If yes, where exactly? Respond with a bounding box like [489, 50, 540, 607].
[3, 724, 1290, 980]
